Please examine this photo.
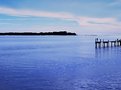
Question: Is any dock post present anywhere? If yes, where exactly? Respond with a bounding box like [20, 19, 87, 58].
[95, 38, 98, 48]
[107, 40, 109, 47]
[111, 42, 112, 47]
[119, 39, 121, 46]
[117, 39, 119, 46]
[99, 39, 101, 47]
[114, 41, 116, 47]
[103, 39, 105, 48]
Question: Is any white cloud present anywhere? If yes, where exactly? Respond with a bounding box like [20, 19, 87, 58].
[0, 6, 121, 34]
[0, 7, 75, 19]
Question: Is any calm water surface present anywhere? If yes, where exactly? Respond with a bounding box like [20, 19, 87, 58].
[0, 36, 121, 90]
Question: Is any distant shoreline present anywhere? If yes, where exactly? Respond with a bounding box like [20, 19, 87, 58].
[0, 31, 77, 36]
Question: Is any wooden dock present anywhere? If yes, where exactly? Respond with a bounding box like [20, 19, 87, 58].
[95, 38, 121, 48]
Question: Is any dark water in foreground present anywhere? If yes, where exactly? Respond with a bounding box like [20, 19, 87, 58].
[0, 36, 121, 90]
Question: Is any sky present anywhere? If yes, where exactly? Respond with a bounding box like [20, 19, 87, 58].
[0, 0, 121, 34]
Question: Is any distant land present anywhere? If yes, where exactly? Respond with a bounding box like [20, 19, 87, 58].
[0, 31, 77, 36]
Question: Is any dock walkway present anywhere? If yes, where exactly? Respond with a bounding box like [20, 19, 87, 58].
[95, 38, 121, 48]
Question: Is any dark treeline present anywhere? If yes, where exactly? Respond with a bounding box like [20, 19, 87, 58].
[0, 31, 76, 36]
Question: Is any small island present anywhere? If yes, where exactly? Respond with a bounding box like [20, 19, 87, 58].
[0, 31, 77, 36]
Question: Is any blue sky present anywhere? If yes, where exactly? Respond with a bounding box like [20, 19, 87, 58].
[0, 0, 121, 34]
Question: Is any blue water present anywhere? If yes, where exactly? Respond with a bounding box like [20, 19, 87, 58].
[0, 36, 121, 90]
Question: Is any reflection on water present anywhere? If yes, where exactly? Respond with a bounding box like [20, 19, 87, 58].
[95, 46, 121, 60]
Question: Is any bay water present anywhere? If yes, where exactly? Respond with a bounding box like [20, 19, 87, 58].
[0, 36, 121, 90]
